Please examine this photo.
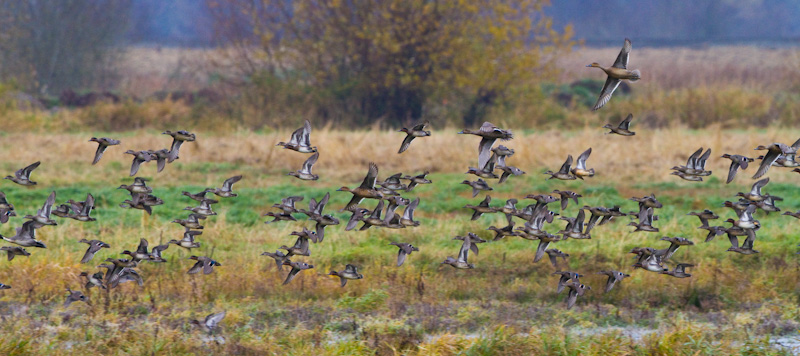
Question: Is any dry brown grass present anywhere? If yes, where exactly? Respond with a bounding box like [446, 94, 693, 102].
[557, 45, 800, 91]
[2, 127, 798, 185]
[116, 45, 800, 97]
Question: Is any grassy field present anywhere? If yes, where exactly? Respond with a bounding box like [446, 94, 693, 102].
[0, 129, 798, 355]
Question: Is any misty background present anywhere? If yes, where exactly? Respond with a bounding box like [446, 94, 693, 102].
[125, 0, 800, 47]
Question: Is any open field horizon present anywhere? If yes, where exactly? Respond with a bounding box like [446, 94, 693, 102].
[0, 130, 798, 354]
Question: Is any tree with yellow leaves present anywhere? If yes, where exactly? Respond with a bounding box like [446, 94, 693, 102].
[208, 0, 574, 126]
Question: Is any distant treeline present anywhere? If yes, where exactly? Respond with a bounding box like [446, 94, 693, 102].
[546, 0, 800, 46]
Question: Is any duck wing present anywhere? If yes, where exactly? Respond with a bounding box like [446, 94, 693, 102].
[457, 238, 471, 263]
[612, 38, 632, 69]
[478, 137, 497, 169]
[130, 157, 143, 176]
[398, 134, 415, 154]
[402, 197, 419, 221]
[750, 177, 769, 196]
[359, 162, 379, 189]
[396, 248, 408, 267]
[205, 311, 226, 329]
[558, 155, 573, 174]
[604, 276, 618, 293]
[618, 114, 633, 130]
[575, 148, 592, 171]
[300, 120, 312, 147]
[136, 238, 149, 255]
[187, 261, 204, 274]
[591, 77, 620, 111]
[534, 240, 549, 263]
[222, 175, 243, 192]
[288, 125, 303, 146]
[81, 193, 95, 216]
[726, 161, 741, 184]
[753, 145, 782, 179]
[92, 144, 108, 165]
[697, 148, 711, 170]
[686, 147, 703, 169]
[41, 191, 56, 218]
[18, 161, 40, 180]
[345, 264, 358, 274]
[315, 192, 330, 215]
[203, 260, 215, 274]
[574, 209, 586, 232]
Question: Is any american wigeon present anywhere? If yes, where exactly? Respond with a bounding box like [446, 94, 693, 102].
[276, 120, 316, 153]
[4, 161, 40, 186]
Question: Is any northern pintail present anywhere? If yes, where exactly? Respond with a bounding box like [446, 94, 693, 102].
[586, 38, 640, 111]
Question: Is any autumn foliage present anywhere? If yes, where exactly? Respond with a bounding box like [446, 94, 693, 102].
[207, 0, 574, 126]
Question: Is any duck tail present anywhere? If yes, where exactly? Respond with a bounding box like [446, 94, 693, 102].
[629, 69, 641, 81]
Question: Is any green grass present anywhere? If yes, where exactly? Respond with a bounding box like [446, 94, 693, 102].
[0, 150, 799, 354]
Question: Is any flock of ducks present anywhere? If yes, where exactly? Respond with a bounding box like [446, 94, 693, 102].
[0, 38, 795, 335]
